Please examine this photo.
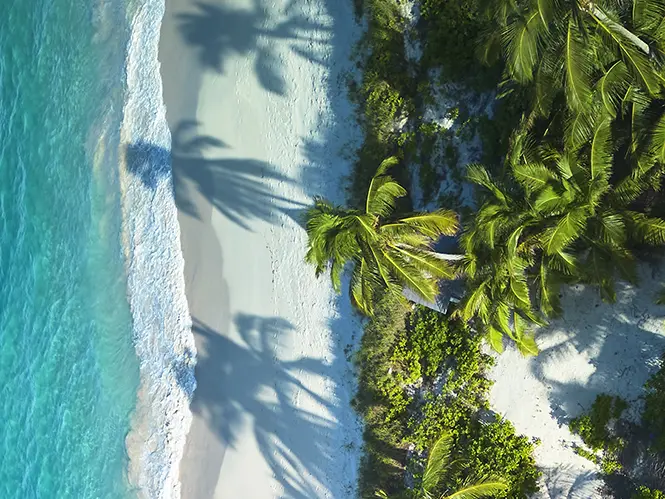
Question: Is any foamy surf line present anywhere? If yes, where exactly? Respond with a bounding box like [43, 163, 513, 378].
[117, 1, 196, 498]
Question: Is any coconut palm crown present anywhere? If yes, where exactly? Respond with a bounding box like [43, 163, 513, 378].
[375, 432, 507, 499]
[460, 119, 665, 355]
[305, 157, 459, 316]
[483, 0, 665, 115]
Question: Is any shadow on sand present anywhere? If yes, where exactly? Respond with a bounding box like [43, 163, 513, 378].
[177, 0, 331, 95]
[529, 276, 665, 427]
[527, 266, 665, 495]
[124, 121, 306, 230]
[190, 315, 355, 498]
[133, 0, 362, 495]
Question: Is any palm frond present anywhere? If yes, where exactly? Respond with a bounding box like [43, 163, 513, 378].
[633, 0, 665, 33]
[509, 275, 531, 308]
[589, 119, 613, 181]
[422, 433, 454, 493]
[626, 211, 665, 244]
[366, 157, 407, 218]
[597, 211, 627, 245]
[515, 333, 540, 356]
[596, 60, 631, 118]
[503, 10, 543, 82]
[533, 185, 569, 214]
[507, 226, 525, 257]
[565, 21, 594, 111]
[539, 260, 562, 317]
[512, 162, 556, 193]
[612, 161, 663, 205]
[550, 249, 579, 275]
[650, 108, 665, 163]
[487, 326, 505, 353]
[383, 247, 439, 303]
[564, 106, 599, 151]
[384, 210, 459, 240]
[305, 201, 361, 280]
[444, 479, 508, 499]
[541, 208, 588, 254]
[349, 258, 378, 316]
[467, 164, 508, 204]
[462, 280, 490, 322]
[534, 58, 559, 116]
[495, 301, 513, 336]
[391, 245, 457, 280]
[593, 10, 662, 95]
[536, 0, 555, 27]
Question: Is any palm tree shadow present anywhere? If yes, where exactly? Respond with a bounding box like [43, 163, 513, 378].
[170, 120, 306, 230]
[540, 466, 601, 498]
[524, 267, 665, 494]
[530, 274, 665, 428]
[177, 0, 331, 95]
[189, 314, 348, 498]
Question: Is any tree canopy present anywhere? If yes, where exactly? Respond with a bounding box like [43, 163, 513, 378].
[305, 158, 459, 316]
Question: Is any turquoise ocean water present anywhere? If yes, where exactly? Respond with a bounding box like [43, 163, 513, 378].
[0, 1, 172, 497]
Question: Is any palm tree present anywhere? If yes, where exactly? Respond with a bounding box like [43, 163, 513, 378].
[483, 0, 665, 116]
[375, 433, 507, 499]
[482, 0, 665, 175]
[305, 158, 460, 316]
[460, 119, 665, 353]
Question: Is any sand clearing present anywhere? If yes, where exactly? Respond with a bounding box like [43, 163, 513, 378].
[489, 263, 665, 498]
[158, 0, 363, 497]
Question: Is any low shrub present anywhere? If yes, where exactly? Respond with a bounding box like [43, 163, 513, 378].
[355, 305, 540, 498]
[569, 394, 627, 454]
[633, 486, 665, 499]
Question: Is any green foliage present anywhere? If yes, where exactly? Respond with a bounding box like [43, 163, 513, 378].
[568, 394, 627, 474]
[642, 355, 665, 451]
[570, 395, 627, 453]
[350, 0, 412, 207]
[633, 486, 665, 499]
[355, 297, 412, 497]
[378, 432, 508, 499]
[458, 117, 665, 353]
[484, 0, 665, 115]
[305, 159, 458, 316]
[420, 0, 500, 88]
[356, 305, 540, 498]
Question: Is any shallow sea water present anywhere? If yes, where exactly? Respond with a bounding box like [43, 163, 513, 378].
[0, 1, 141, 497]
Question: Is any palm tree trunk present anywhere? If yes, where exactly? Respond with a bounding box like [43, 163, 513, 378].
[586, 3, 651, 55]
[396, 243, 464, 261]
[429, 251, 465, 261]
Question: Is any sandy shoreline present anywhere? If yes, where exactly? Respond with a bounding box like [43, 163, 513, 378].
[158, 0, 363, 497]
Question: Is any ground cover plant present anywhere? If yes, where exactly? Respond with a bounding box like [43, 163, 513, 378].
[354, 303, 540, 498]
[566, 356, 665, 496]
[313, 0, 665, 496]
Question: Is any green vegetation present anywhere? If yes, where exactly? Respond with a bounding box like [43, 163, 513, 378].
[349, 0, 412, 207]
[565, 359, 665, 495]
[570, 395, 627, 453]
[308, 0, 665, 496]
[568, 395, 627, 473]
[633, 486, 665, 499]
[458, 132, 665, 353]
[642, 354, 665, 450]
[376, 432, 507, 499]
[305, 158, 458, 316]
[354, 304, 540, 498]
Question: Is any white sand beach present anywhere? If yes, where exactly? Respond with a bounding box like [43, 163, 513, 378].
[158, 0, 363, 497]
[489, 263, 665, 498]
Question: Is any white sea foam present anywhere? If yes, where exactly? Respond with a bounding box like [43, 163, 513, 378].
[117, 1, 196, 498]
